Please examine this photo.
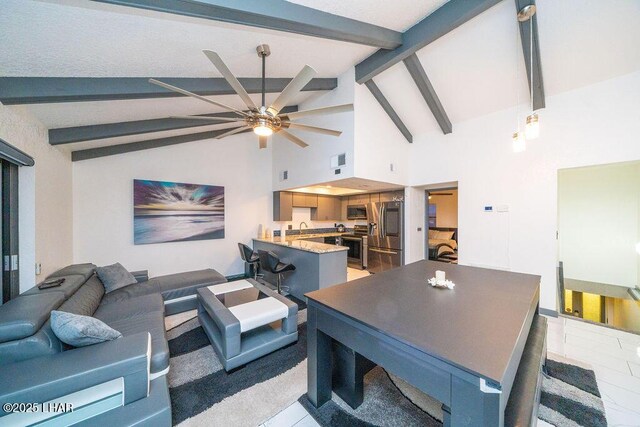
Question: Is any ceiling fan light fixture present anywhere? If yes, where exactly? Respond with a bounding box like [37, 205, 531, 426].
[253, 124, 273, 136]
[252, 117, 275, 136]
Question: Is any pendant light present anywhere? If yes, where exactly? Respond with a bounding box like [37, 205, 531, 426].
[518, 4, 539, 140]
[512, 6, 526, 153]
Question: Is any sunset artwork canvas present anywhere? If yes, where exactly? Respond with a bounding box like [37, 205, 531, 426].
[133, 179, 225, 244]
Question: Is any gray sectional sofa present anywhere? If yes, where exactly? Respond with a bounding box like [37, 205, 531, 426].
[0, 263, 227, 426]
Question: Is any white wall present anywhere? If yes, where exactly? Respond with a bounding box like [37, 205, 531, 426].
[73, 133, 273, 277]
[558, 162, 640, 287]
[0, 104, 73, 291]
[407, 70, 640, 311]
[272, 69, 355, 191]
[353, 81, 410, 186]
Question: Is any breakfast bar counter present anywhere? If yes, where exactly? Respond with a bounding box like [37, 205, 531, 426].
[253, 238, 347, 300]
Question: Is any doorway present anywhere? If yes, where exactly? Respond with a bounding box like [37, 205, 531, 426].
[425, 188, 458, 263]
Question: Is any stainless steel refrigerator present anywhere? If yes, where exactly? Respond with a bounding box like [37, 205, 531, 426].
[366, 201, 404, 273]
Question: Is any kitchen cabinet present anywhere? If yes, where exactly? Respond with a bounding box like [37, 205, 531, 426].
[292, 193, 318, 208]
[379, 190, 404, 202]
[340, 197, 349, 221]
[273, 191, 293, 221]
[312, 195, 341, 221]
[348, 193, 370, 205]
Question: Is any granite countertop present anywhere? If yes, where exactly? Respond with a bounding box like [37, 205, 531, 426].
[253, 237, 348, 254]
[283, 232, 346, 242]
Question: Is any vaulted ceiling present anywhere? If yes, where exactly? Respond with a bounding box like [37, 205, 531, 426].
[1, 0, 638, 159]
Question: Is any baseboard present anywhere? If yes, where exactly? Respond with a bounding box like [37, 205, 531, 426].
[538, 307, 558, 318]
[225, 273, 247, 282]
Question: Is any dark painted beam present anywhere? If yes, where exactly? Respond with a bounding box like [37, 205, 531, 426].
[364, 80, 412, 143]
[402, 54, 452, 134]
[50, 105, 298, 145]
[355, 0, 502, 83]
[91, 0, 402, 49]
[72, 127, 253, 161]
[0, 77, 337, 105]
[515, 0, 545, 110]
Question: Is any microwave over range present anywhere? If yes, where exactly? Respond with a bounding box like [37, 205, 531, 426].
[346, 204, 367, 220]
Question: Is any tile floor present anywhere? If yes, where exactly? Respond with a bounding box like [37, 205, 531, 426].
[262, 315, 640, 427]
[546, 315, 640, 426]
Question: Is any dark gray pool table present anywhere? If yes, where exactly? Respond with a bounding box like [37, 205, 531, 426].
[306, 260, 543, 427]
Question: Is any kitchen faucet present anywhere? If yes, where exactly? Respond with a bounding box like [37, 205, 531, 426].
[299, 222, 308, 235]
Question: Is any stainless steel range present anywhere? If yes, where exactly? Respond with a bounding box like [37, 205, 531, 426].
[339, 225, 368, 270]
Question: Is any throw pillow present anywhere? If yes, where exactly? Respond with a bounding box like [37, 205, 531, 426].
[50, 310, 122, 347]
[96, 262, 137, 293]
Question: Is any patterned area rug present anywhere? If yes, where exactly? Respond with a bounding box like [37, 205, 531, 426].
[166, 307, 606, 427]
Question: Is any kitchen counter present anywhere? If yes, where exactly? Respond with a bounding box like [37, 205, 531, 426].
[280, 232, 347, 242]
[252, 238, 348, 300]
[254, 237, 347, 254]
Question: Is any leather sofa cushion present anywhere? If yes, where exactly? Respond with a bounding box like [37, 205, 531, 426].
[57, 275, 105, 317]
[23, 274, 88, 299]
[0, 321, 63, 364]
[0, 293, 65, 343]
[101, 269, 227, 305]
[94, 294, 164, 324]
[97, 309, 169, 374]
[47, 263, 96, 282]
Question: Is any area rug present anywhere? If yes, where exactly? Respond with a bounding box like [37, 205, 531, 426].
[167, 307, 606, 427]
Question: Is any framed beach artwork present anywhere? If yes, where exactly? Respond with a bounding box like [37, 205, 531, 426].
[133, 179, 225, 245]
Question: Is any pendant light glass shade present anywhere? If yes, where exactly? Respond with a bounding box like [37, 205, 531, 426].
[512, 131, 526, 153]
[525, 113, 539, 140]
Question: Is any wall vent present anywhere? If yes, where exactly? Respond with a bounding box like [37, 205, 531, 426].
[280, 170, 288, 181]
[330, 153, 346, 169]
[334, 168, 341, 175]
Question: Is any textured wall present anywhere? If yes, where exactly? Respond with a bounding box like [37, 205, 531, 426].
[0, 104, 73, 290]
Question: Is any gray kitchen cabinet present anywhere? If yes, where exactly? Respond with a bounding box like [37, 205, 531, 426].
[292, 193, 318, 208]
[306, 194, 318, 208]
[348, 193, 370, 205]
[273, 191, 293, 221]
[292, 193, 306, 207]
[340, 197, 349, 221]
[379, 190, 404, 202]
[312, 195, 341, 221]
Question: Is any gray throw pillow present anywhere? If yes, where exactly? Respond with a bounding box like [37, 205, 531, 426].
[50, 310, 122, 347]
[96, 262, 137, 293]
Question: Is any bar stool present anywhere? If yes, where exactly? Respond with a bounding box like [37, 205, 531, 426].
[257, 250, 296, 294]
[238, 243, 260, 280]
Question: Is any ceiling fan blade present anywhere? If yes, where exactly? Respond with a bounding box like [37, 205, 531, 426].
[149, 79, 249, 117]
[280, 104, 353, 120]
[267, 65, 316, 116]
[170, 115, 245, 122]
[259, 136, 267, 149]
[203, 50, 258, 112]
[215, 125, 251, 140]
[278, 129, 309, 148]
[283, 122, 342, 137]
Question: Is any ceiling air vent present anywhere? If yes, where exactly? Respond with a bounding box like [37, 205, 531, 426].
[330, 153, 346, 169]
[280, 170, 288, 181]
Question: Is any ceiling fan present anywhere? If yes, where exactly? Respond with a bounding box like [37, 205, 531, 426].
[149, 44, 353, 149]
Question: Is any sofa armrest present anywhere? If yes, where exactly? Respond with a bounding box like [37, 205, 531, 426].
[131, 270, 149, 283]
[197, 289, 241, 358]
[0, 332, 151, 414]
